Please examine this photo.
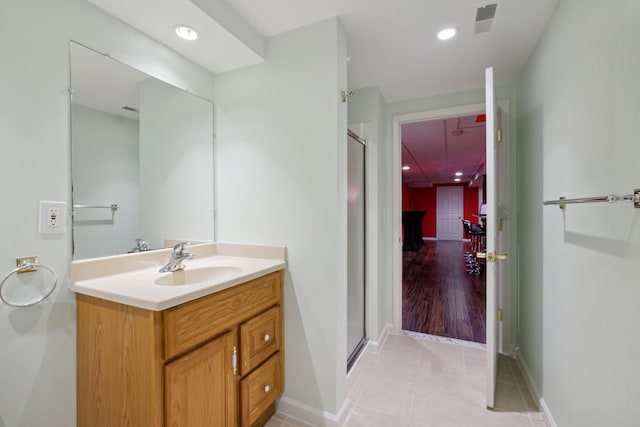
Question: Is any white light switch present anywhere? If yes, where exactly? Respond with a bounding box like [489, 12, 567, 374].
[39, 201, 66, 234]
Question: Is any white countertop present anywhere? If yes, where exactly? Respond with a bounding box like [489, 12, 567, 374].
[70, 242, 286, 311]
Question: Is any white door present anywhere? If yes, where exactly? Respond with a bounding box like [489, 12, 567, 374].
[436, 186, 463, 240]
[483, 67, 508, 408]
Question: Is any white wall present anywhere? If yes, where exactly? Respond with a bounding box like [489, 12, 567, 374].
[0, 0, 213, 425]
[71, 105, 140, 258]
[213, 18, 349, 416]
[347, 86, 390, 341]
[517, 0, 640, 425]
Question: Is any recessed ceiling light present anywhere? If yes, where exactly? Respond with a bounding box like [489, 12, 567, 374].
[455, 172, 463, 176]
[402, 166, 411, 171]
[437, 28, 457, 41]
[175, 25, 199, 41]
[454, 178, 461, 182]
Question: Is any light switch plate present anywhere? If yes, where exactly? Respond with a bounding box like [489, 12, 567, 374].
[39, 201, 66, 234]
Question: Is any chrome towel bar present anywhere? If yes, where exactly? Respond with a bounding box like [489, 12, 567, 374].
[73, 204, 119, 211]
[543, 189, 640, 209]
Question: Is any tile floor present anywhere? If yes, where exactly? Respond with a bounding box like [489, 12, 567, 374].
[266, 333, 549, 427]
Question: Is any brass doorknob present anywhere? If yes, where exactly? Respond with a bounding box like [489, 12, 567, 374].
[476, 252, 508, 262]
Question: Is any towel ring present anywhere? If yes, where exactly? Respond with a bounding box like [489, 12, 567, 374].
[0, 262, 57, 307]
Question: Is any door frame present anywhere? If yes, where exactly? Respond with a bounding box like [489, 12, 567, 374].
[391, 100, 513, 354]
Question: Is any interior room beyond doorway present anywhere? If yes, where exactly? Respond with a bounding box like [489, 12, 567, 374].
[400, 112, 487, 344]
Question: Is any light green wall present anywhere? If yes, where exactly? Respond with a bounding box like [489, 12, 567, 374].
[347, 86, 390, 341]
[139, 78, 214, 248]
[517, 0, 640, 425]
[0, 0, 213, 425]
[71, 105, 140, 258]
[213, 18, 349, 415]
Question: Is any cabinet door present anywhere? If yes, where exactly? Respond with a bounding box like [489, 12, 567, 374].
[166, 331, 238, 427]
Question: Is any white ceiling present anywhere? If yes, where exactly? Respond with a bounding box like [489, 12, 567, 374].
[402, 115, 486, 188]
[83, 0, 556, 183]
[86, 0, 558, 102]
[71, 43, 147, 121]
[87, 0, 265, 73]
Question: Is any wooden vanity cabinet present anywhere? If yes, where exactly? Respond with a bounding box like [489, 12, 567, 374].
[77, 270, 284, 427]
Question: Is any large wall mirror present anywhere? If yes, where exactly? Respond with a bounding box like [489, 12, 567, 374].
[70, 41, 214, 260]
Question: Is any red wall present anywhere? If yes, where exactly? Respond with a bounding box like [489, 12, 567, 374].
[463, 186, 480, 228]
[402, 183, 412, 210]
[402, 184, 479, 238]
[407, 187, 437, 237]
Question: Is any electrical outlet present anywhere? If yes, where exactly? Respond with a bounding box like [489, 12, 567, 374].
[39, 201, 66, 234]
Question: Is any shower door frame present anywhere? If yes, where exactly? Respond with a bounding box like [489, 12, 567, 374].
[346, 128, 367, 371]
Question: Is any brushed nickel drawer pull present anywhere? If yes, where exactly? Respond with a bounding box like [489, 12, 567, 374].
[264, 385, 271, 393]
[264, 334, 270, 342]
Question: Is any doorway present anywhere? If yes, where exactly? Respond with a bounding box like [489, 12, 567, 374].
[392, 100, 512, 352]
[400, 111, 487, 343]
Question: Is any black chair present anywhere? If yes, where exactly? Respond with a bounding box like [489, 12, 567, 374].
[462, 220, 485, 276]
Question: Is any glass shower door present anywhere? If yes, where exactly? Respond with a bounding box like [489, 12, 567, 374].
[347, 130, 366, 370]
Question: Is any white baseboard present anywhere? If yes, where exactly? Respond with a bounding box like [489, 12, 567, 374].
[539, 398, 557, 427]
[501, 341, 516, 357]
[277, 325, 393, 426]
[515, 349, 557, 427]
[368, 323, 392, 352]
[277, 396, 350, 427]
[422, 237, 437, 241]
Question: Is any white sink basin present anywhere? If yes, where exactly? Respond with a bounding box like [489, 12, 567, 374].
[154, 266, 244, 286]
[70, 243, 286, 310]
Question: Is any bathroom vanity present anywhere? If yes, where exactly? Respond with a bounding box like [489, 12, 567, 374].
[72, 243, 285, 427]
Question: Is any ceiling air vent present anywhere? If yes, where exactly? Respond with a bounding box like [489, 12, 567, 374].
[474, 3, 498, 34]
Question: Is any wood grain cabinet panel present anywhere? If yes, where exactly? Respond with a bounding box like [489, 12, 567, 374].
[76, 294, 164, 427]
[76, 270, 284, 427]
[165, 331, 238, 427]
[240, 306, 281, 376]
[164, 272, 281, 359]
[240, 353, 282, 427]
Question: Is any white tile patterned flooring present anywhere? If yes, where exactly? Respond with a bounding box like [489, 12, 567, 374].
[266, 333, 549, 427]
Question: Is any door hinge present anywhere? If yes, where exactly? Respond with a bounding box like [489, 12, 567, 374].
[498, 309, 503, 321]
[232, 346, 238, 375]
[497, 128, 503, 143]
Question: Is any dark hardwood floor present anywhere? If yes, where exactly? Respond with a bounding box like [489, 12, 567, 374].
[402, 240, 486, 343]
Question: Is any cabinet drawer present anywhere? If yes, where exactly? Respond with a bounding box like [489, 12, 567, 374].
[240, 306, 281, 376]
[164, 271, 282, 359]
[240, 353, 282, 427]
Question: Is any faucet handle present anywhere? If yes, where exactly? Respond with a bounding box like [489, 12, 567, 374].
[173, 242, 191, 255]
[135, 238, 150, 251]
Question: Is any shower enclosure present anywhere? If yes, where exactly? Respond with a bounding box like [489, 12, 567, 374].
[347, 129, 366, 370]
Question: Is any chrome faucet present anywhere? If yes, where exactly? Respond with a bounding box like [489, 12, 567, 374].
[134, 238, 150, 251]
[159, 242, 194, 273]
